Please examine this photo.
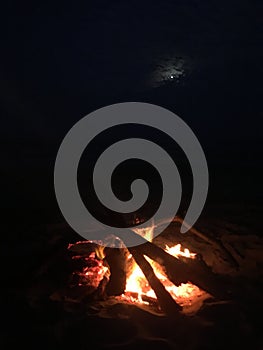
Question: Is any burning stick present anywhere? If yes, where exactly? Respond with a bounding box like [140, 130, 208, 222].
[122, 230, 229, 300]
[128, 246, 182, 315]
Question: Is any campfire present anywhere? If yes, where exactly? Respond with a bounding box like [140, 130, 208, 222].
[22, 217, 262, 350]
[121, 244, 205, 311]
[60, 219, 232, 316]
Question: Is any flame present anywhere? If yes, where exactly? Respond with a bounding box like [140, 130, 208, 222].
[124, 248, 199, 305]
[165, 243, 196, 259]
[95, 245, 106, 260]
[132, 221, 155, 242]
[123, 231, 206, 311]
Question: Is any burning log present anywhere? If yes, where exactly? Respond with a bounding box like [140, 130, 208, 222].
[68, 240, 127, 297]
[104, 247, 127, 296]
[129, 247, 182, 315]
[173, 216, 239, 269]
[122, 230, 229, 300]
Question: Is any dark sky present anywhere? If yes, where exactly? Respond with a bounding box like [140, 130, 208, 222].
[2, 1, 262, 136]
[2, 0, 262, 220]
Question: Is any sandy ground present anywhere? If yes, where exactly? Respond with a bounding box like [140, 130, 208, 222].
[2, 216, 262, 350]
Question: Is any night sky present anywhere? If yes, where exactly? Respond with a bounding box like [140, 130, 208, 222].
[2, 0, 262, 226]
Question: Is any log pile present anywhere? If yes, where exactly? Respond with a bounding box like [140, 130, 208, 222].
[64, 227, 232, 315]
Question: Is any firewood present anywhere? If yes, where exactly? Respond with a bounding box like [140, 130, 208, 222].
[128, 247, 182, 315]
[173, 216, 239, 269]
[104, 247, 127, 296]
[68, 241, 99, 256]
[122, 230, 229, 299]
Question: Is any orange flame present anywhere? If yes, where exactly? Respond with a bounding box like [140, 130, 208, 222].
[123, 227, 208, 312]
[165, 243, 196, 259]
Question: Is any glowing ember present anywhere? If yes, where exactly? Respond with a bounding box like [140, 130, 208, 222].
[74, 252, 109, 288]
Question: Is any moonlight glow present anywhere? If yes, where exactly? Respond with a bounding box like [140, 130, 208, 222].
[148, 54, 190, 88]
